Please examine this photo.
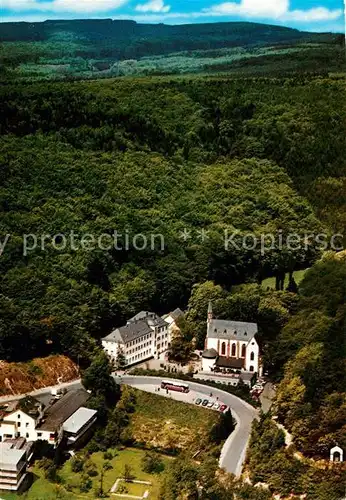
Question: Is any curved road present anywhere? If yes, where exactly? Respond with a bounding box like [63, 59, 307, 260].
[0, 375, 258, 476]
[119, 376, 258, 476]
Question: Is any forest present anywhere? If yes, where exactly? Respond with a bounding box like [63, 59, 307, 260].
[0, 21, 346, 496]
[0, 73, 345, 364]
[0, 20, 344, 81]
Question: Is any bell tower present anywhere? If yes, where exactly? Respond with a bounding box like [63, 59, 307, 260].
[207, 301, 213, 323]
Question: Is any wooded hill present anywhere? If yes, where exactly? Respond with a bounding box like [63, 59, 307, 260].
[0, 19, 340, 48]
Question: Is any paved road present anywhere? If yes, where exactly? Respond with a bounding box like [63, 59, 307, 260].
[0, 375, 258, 477]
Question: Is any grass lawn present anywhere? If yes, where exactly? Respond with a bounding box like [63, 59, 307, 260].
[0, 448, 168, 500]
[261, 269, 308, 290]
[113, 480, 149, 496]
[129, 389, 219, 457]
[0, 472, 79, 500]
[59, 447, 168, 499]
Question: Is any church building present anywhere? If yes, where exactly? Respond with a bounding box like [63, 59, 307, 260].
[202, 302, 261, 375]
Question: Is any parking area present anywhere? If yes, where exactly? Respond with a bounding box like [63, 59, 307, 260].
[127, 382, 229, 414]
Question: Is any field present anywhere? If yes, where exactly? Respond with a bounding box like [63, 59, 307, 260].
[130, 389, 220, 457]
[261, 269, 309, 290]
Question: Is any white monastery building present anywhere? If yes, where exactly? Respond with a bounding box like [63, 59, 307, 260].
[202, 302, 261, 376]
[102, 311, 171, 367]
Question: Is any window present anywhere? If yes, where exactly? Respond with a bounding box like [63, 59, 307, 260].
[231, 343, 236, 357]
[17, 414, 21, 419]
[17, 422, 21, 427]
[26, 433, 29, 438]
[37, 432, 42, 437]
[250, 352, 255, 361]
[26, 423, 29, 427]
[241, 345, 246, 358]
[49, 433, 55, 440]
[221, 342, 226, 355]
[249, 366, 254, 372]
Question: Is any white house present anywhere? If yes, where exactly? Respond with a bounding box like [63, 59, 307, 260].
[163, 308, 184, 339]
[201, 302, 261, 376]
[102, 311, 170, 367]
[0, 397, 47, 444]
[0, 389, 96, 448]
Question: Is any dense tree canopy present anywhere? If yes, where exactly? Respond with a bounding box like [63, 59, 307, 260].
[1, 75, 344, 363]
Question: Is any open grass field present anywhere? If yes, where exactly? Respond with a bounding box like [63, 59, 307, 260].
[129, 388, 219, 457]
[261, 269, 309, 290]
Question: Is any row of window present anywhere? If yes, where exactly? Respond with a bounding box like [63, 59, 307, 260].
[156, 341, 168, 351]
[156, 333, 168, 342]
[220, 342, 256, 360]
[126, 334, 152, 348]
[127, 341, 152, 354]
[127, 350, 152, 364]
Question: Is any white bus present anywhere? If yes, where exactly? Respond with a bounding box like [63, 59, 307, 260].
[161, 380, 190, 393]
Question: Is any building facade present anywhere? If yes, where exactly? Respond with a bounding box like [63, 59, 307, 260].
[0, 390, 96, 448]
[102, 311, 170, 367]
[163, 308, 184, 339]
[0, 439, 32, 492]
[202, 302, 261, 376]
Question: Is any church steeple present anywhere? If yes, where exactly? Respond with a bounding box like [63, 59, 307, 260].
[207, 301, 213, 323]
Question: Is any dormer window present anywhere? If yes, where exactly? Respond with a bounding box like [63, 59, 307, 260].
[214, 328, 217, 333]
[244, 332, 247, 336]
[224, 329, 227, 334]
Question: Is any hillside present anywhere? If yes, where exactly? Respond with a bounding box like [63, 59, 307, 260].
[0, 355, 79, 396]
[0, 19, 337, 47]
[0, 74, 345, 366]
[0, 20, 344, 81]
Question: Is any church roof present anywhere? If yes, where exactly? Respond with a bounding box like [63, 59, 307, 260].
[207, 319, 257, 342]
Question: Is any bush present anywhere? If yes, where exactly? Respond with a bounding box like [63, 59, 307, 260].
[80, 476, 92, 493]
[71, 456, 85, 473]
[141, 451, 165, 474]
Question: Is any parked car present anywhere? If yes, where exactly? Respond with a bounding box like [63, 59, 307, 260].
[219, 404, 228, 412]
[213, 402, 220, 410]
[207, 401, 214, 408]
[195, 398, 202, 405]
[202, 399, 209, 406]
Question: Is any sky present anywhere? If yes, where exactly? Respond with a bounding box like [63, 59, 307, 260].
[1, 0, 345, 33]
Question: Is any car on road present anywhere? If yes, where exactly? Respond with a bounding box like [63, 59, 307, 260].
[213, 402, 220, 410]
[219, 404, 228, 412]
[195, 398, 202, 405]
[207, 401, 214, 408]
[202, 399, 209, 406]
